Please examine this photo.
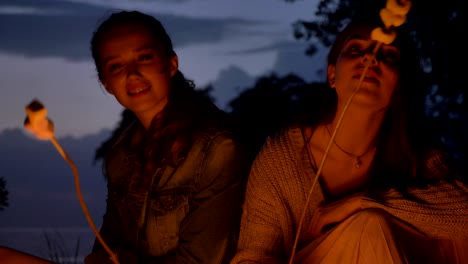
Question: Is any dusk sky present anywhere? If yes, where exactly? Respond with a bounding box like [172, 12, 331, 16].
[1, 0, 327, 139]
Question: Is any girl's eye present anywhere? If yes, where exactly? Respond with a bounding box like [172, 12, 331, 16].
[343, 43, 364, 56]
[108, 63, 123, 74]
[381, 48, 400, 64]
[348, 45, 361, 53]
[138, 53, 155, 63]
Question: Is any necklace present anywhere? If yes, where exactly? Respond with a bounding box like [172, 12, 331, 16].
[325, 125, 375, 169]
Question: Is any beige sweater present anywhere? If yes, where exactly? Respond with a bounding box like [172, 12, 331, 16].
[231, 127, 468, 264]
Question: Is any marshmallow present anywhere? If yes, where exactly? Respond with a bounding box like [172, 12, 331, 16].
[371, 0, 411, 44]
[380, 8, 407, 28]
[371, 27, 397, 44]
[386, 0, 412, 16]
[24, 100, 55, 140]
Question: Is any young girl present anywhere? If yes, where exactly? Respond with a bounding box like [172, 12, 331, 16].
[83, 11, 249, 263]
[232, 13, 468, 264]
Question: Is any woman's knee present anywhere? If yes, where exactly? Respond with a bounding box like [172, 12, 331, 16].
[352, 208, 394, 222]
[347, 208, 407, 237]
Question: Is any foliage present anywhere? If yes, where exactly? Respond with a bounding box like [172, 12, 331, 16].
[288, 0, 468, 162]
[229, 73, 328, 160]
[0, 177, 8, 211]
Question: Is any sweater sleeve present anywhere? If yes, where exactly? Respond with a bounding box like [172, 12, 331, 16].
[231, 138, 289, 264]
[361, 179, 468, 239]
[362, 149, 468, 239]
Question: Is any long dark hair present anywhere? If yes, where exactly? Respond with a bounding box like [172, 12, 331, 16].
[299, 13, 453, 186]
[90, 11, 226, 167]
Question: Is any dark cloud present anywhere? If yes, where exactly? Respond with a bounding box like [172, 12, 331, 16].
[271, 40, 327, 82]
[222, 39, 307, 55]
[0, 0, 265, 61]
[131, 0, 191, 2]
[209, 65, 255, 110]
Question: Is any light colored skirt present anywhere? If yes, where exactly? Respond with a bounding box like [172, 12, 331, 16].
[294, 209, 468, 264]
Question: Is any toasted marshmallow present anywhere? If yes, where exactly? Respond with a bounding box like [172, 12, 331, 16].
[380, 8, 407, 28]
[386, 0, 412, 16]
[372, 0, 411, 44]
[24, 100, 55, 140]
[371, 27, 397, 44]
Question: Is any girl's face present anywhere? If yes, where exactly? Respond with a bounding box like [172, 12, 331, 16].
[97, 24, 178, 120]
[328, 26, 401, 112]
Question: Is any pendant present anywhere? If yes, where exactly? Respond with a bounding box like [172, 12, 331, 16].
[355, 157, 362, 169]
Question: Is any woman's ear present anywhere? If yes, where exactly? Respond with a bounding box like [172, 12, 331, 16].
[169, 55, 179, 78]
[327, 65, 336, 88]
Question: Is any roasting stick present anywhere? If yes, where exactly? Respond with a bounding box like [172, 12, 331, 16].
[24, 100, 120, 264]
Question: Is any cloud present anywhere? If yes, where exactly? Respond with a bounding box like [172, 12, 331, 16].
[0, 0, 269, 61]
[208, 65, 256, 111]
[224, 39, 302, 55]
[132, 0, 191, 2]
[270, 40, 328, 82]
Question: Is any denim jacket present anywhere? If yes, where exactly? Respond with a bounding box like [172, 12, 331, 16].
[85, 120, 249, 264]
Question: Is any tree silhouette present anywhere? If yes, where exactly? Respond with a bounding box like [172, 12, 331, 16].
[287, 0, 468, 162]
[0, 177, 8, 211]
[228, 73, 329, 160]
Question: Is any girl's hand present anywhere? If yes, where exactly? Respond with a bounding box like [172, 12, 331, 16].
[308, 193, 363, 240]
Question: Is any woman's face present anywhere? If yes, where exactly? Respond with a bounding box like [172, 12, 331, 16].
[328, 26, 401, 111]
[97, 24, 178, 119]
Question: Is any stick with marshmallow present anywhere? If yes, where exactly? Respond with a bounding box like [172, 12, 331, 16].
[371, 0, 412, 44]
[23, 99, 120, 264]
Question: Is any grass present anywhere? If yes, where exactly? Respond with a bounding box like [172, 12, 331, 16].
[43, 230, 81, 264]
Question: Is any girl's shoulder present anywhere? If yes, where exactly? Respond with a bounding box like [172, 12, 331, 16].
[196, 120, 238, 143]
[255, 126, 307, 165]
[266, 126, 305, 149]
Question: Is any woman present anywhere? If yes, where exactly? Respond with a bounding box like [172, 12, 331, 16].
[231, 13, 468, 264]
[84, 11, 249, 263]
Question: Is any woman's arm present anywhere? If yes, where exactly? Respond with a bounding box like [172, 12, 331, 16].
[362, 150, 468, 239]
[362, 179, 468, 239]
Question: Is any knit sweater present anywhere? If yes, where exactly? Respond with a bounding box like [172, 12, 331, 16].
[231, 127, 468, 264]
